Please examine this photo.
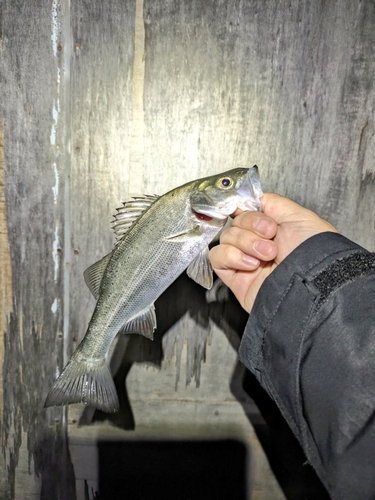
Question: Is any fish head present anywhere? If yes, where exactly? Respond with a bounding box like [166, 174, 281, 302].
[190, 166, 263, 221]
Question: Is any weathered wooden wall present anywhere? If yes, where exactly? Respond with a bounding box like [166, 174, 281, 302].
[0, 1, 72, 498]
[1, 0, 374, 499]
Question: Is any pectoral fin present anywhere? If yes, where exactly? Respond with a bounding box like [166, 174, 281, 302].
[186, 247, 213, 289]
[119, 304, 157, 340]
[84, 253, 112, 299]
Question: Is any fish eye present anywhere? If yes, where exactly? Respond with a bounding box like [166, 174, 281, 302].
[219, 177, 233, 189]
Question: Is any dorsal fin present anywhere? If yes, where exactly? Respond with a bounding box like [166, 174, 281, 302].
[111, 195, 159, 242]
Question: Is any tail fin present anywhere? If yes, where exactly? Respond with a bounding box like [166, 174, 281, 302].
[45, 357, 119, 413]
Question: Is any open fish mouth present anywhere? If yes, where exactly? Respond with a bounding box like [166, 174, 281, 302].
[192, 206, 232, 220]
[190, 192, 237, 220]
[192, 209, 213, 221]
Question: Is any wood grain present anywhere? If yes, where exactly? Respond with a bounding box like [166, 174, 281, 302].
[129, 0, 146, 195]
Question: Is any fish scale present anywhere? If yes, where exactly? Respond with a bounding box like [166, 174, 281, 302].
[45, 167, 263, 412]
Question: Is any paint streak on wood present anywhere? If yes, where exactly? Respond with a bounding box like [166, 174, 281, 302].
[129, 0, 146, 195]
[0, 124, 12, 414]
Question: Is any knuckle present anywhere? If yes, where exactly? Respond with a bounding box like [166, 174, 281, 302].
[233, 210, 257, 229]
[220, 226, 238, 243]
[221, 226, 252, 252]
[222, 245, 235, 262]
[235, 229, 253, 251]
[210, 243, 239, 268]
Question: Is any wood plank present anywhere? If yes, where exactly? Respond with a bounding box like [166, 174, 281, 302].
[0, 123, 14, 498]
[0, 0, 75, 498]
[129, 0, 146, 195]
[142, 0, 375, 250]
[68, 0, 136, 349]
[0, 125, 12, 416]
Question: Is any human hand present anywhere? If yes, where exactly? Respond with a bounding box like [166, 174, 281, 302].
[209, 193, 337, 313]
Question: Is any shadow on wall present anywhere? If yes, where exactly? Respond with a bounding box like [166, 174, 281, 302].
[79, 270, 329, 500]
[79, 270, 249, 429]
[95, 439, 248, 500]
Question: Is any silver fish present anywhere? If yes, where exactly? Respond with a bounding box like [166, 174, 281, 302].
[45, 166, 263, 412]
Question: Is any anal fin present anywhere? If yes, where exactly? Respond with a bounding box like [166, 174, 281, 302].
[119, 304, 157, 340]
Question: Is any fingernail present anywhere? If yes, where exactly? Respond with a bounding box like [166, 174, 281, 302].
[254, 240, 274, 255]
[253, 218, 271, 234]
[242, 254, 259, 266]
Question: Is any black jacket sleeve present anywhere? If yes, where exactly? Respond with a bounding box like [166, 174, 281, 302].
[238, 232, 375, 500]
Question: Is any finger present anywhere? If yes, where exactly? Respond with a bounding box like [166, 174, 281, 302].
[232, 193, 305, 225]
[220, 226, 278, 261]
[210, 261, 272, 313]
[262, 192, 338, 234]
[215, 268, 260, 312]
[261, 192, 319, 224]
[230, 208, 278, 240]
[209, 244, 260, 272]
[232, 211, 278, 239]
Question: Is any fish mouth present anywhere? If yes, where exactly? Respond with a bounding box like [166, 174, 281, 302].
[192, 207, 229, 220]
[192, 209, 213, 221]
[190, 193, 237, 220]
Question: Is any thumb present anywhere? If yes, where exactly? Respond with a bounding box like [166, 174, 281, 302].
[261, 193, 310, 224]
[231, 193, 309, 221]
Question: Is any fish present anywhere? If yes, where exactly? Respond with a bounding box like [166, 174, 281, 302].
[45, 166, 263, 413]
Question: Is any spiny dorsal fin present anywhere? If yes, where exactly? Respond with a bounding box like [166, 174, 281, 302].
[84, 196, 159, 299]
[111, 195, 159, 242]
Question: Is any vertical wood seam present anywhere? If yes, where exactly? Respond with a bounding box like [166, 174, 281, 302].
[0, 123, 13, 417]
[129, 0, 145, 195]
[62, 0, 72, 482]
[62, 0, 72, 371]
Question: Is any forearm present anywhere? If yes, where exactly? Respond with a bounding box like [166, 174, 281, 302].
[239, 232, 375, 499]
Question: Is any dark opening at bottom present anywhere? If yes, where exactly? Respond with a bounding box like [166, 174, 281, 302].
[97, 439, 248, 500]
